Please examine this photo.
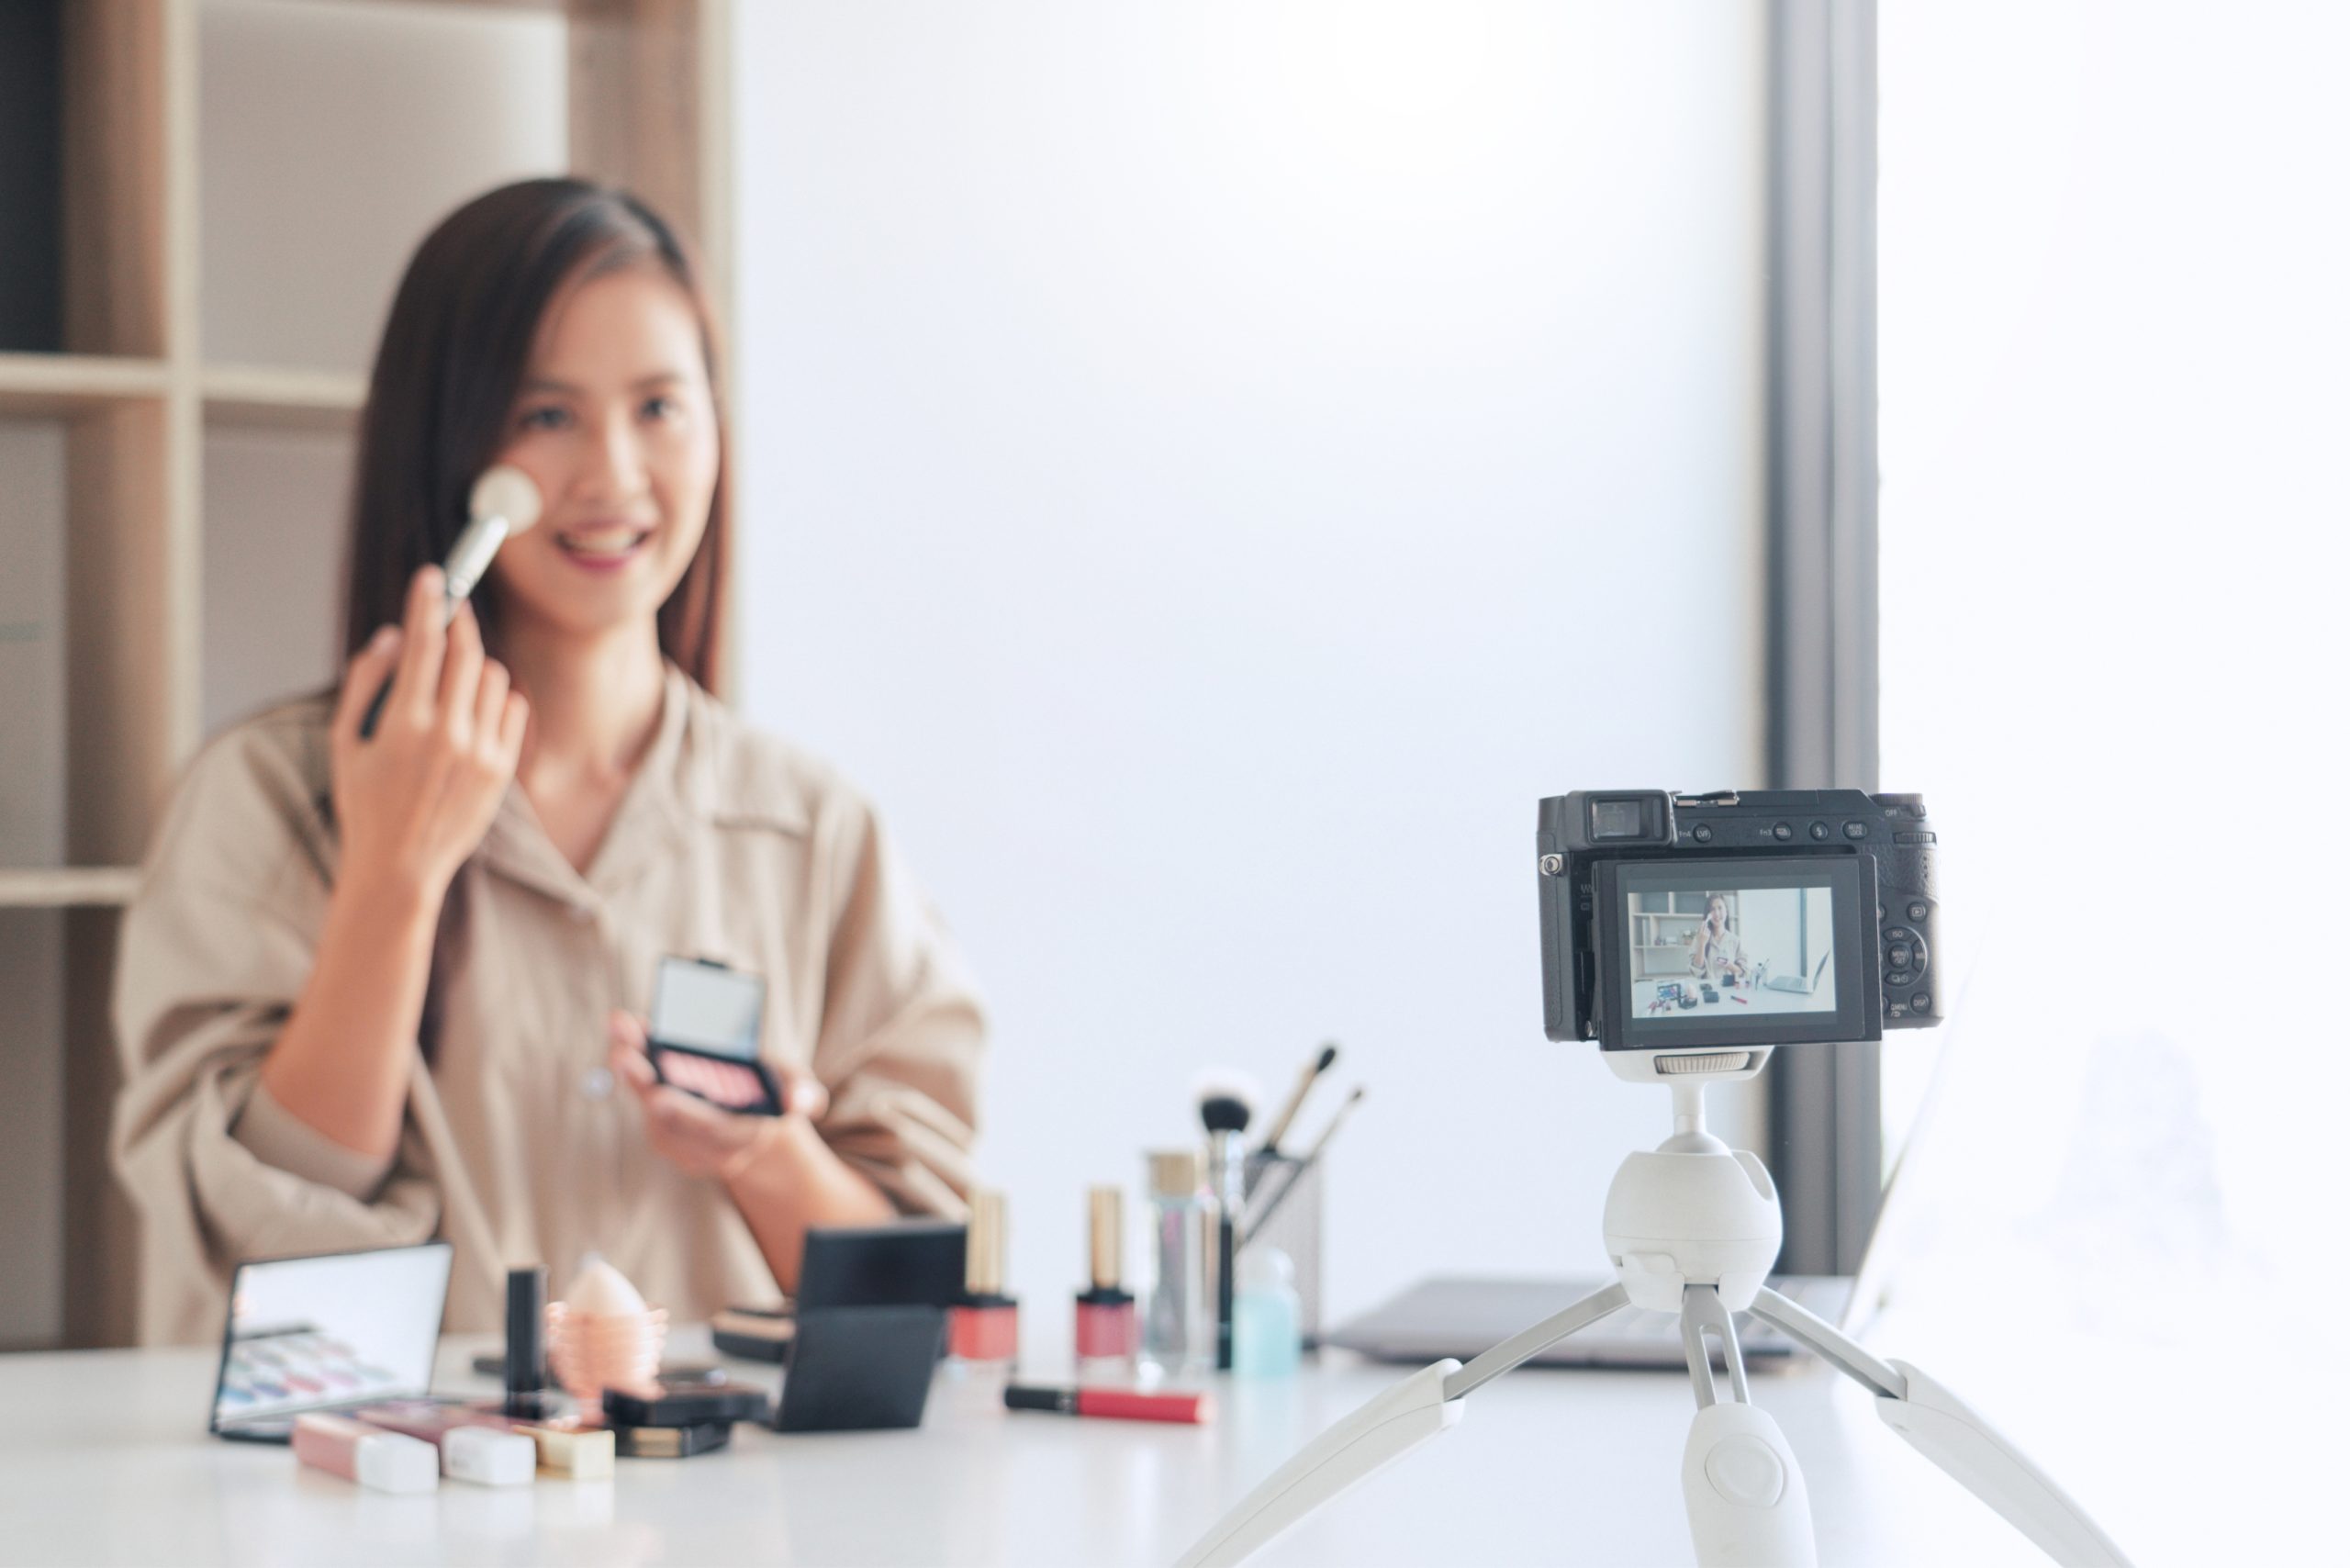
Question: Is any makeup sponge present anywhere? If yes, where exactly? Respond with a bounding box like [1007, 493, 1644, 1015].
[549, 1255, 666, 1407]
[564, 1254, 647, 1316]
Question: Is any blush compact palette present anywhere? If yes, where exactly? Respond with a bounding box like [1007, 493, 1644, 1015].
[647, 1044, 783, 1115]
[647, 956, 784, 1116]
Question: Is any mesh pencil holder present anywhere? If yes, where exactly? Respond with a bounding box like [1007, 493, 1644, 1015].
[1239, 1150, 1325, 1348]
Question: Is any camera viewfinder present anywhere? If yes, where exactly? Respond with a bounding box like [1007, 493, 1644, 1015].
[1588, 796, 1662, 843]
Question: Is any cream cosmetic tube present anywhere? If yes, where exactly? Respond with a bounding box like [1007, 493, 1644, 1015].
[442, 1425, 536, 1487]
[514, 1422, 616, 1481]
[293, 1413, 439, 1494]
[352, 1401, 539, 1486]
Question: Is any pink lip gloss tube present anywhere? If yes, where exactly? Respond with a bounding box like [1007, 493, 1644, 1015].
[293, 1412, 439, 1494]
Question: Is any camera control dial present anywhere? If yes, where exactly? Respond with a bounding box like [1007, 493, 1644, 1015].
[1882, 924, 1929, 990]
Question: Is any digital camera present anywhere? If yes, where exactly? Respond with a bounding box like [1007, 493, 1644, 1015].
[1538, 790, 1940, 1051]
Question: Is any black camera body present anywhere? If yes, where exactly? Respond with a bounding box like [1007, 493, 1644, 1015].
[1538, 790, 1940, 1051]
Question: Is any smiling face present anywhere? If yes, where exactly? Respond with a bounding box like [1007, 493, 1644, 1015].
[485, 263, 721, 644]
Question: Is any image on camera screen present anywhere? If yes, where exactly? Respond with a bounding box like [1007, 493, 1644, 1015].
[1626, 881, 1837, 1018]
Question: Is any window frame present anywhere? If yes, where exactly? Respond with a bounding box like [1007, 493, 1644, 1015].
[1761, 0, 1883, 1275]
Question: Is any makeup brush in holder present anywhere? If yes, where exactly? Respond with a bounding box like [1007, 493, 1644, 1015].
[546, 1256, 666, 1412]
[1195, 1072, 1259, 1373]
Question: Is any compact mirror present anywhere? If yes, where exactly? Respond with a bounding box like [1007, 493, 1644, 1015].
[208, 1242, 453, 1442]
[650, 957, 766, 1058]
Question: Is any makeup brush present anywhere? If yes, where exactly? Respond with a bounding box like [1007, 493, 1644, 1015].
[1194, 1072, 1257, 1372]
[1257, 1041, 1338, 1158]
[360, 464, 544, 739]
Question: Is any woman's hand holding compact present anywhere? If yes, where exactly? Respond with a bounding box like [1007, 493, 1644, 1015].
[330, 566, 531, 904]
[607, 1010, 829, 1182]
[610, 1009, 892, 1289]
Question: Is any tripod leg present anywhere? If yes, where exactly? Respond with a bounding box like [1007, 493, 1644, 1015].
[1679, 1282, 1752, 1408]
[1177, 1281, 1630, 1567]
[1748, 1287, 2133, 1567]
[1442, 1279, 1629, 1398]
[1679, 1286, 1818, 1567]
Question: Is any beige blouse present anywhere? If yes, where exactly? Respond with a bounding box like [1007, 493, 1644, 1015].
[111, 664, 986, 1345]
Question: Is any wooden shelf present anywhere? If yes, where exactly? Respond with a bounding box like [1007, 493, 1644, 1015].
[4, 0, 735, 1353]
[0, 868, 142, 908]
[201, 364, 365, 431]
[0, 353, 171, 416]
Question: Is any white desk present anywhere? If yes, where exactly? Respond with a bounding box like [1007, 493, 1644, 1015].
[0, 1320, 2144, 1566]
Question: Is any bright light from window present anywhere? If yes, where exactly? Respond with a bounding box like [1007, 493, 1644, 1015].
[1878, 3, 2349, 1348]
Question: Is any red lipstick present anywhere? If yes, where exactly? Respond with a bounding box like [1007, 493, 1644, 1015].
[1005, 1384, 1214, 1425]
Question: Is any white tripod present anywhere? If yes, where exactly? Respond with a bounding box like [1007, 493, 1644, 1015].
[1176, 1047, 2133, 1568]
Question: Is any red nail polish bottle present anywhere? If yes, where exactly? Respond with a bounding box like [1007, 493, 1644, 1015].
[946, 1190, 1018, 1372]
[1075, 1185, 1138, 1378]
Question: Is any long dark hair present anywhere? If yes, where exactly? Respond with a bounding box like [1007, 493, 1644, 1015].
[341, 178, 728, 689]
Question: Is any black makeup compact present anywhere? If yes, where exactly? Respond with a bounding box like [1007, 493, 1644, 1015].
[646, 956, 783, 1115]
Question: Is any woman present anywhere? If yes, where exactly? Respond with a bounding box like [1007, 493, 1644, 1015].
[112, 179, 985, 1344]
[1688, 893, 1748, 986]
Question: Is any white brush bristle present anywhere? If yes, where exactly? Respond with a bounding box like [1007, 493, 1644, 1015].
[470, 464, 543, 535]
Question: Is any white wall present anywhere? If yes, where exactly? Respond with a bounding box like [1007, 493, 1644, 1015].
[1739, 890, 1801, 979]
[732, 1, 1769, 1344]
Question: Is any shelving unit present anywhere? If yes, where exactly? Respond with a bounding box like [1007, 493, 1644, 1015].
[0, 0, 733, 1350]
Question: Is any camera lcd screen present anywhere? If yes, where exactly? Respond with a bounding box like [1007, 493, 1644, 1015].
[1595, 857, 1875, 1048]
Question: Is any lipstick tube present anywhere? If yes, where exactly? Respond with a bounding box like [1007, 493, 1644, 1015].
[1075, 1184, 1138, 1376]
[502, 1265, 560, 1418]
[1005, 1384, 1214, 1425]
[946, 1189, 1019, 1370]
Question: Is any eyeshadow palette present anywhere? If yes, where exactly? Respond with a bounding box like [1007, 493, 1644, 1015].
[218, 1327, 410, 1421]
[209, 1242, 453, 1441]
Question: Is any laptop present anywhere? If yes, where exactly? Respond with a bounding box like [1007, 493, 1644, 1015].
[1765, 948, 1835, 996]
[1325, 1271, 1852, 1371]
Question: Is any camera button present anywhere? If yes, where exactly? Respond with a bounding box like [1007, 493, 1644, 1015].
[1772, 822, 1793, 842]
[1691, 823, 1714, 844]
[1888, 944, 1912, 969]
[1808, 822, 1829, 841]
[1911, 991, 1932, 1013]
[1843, 821, 1868, 839]
[1908, 902, 1929, 922]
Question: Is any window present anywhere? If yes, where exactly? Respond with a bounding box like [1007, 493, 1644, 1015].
[1878, 3, 2348, 1349]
